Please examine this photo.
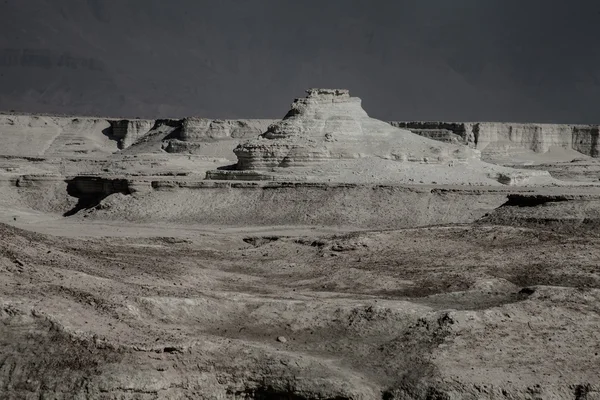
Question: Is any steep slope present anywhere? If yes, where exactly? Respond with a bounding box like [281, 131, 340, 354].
[0, 113, 274, 158]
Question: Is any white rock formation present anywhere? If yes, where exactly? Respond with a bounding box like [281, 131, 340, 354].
[181, 118, 276, 141]
[233, 89, 479, 170]
[208, 89, 557, 186]
[3, 110, 597, 161]
[163, 118, 276, 155]
[109, 119, 154, 149]
[572, 125, 600, 157]
[0, 113, 275, 156]
[391, 121, 600, 158]
[0, 114, 119, 156]
[474, 122, 574, 155]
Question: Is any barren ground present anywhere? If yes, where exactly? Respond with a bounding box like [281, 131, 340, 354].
[2, 196, 600, 399]
[2, 115, 600, 399]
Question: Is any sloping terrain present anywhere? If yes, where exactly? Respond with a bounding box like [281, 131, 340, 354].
[4, 111, 600, 166]
[0, 114, 118, 156]
[2, 220, 600, 398]
[0, 113, 274, 159]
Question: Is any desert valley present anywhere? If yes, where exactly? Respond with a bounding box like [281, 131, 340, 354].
[1, 89, 600, 399]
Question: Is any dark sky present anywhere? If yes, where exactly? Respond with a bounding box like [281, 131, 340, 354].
[1, 0, 599, 123]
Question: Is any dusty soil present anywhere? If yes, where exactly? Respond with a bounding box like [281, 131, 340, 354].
[2, 211, 600, 399]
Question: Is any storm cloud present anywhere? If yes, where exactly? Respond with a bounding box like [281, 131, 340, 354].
[0, 0, 599, 122]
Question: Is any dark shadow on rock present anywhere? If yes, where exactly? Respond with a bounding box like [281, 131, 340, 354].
[101, 126, 121, 146]
[500, 194, 570, 208]
[163, 126, 182, 141]
[216, 164, 238, 171]
[64, 176, 131, 217]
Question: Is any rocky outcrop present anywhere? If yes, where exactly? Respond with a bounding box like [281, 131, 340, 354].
[108, 119, 154, 149]
[0, 114, 119, 156]
[0, 113, 275, 156]
[230, 89, 479, 171]
[163, 118, 275, 154]
[208, 89, 556, 186]
[390, 121, 474, 146]
[391, 121, 600, 158]
[4, 111, 599, 160]
[474, 123, 574, 155]
[180, 118, 275, 141]
[0, 113, 157, 155]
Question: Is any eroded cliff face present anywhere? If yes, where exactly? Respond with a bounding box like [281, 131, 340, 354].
[0, 114, 275, 157]
[3, 112, 600, 160]
[474, 123, 575, 155]
[0, 114, 118, 156]
[109, 119, 155, 149]
[572, 126, 600, 157]
[163, 118, 276, 154]
[231, 89, 479, 171]
[206, 89, 560, 187]
[391, 121, 600, 158]
[181, 118, 276, 141]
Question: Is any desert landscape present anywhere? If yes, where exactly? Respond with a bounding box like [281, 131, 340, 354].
[1, 87, 600, 399]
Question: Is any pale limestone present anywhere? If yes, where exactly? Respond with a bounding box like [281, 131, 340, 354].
[392, 121, 600, 158]
[211, 89, 556, 187]
[233, 89, 479, 171]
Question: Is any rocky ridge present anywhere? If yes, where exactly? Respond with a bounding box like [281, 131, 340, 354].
[208, 89, 556, 186]
[3, 111, 600, 162]
[0, 113, 273, 157]
[232, 89, 478, 170]
[392, 121, 600, 159]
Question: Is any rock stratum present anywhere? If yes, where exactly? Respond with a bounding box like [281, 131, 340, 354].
[0, 113, 274, 159]
[2, 110, 600, 163]
[392, 121, 600, 160]
[208, 89, 555, 186]
[233, 89, 478, 169]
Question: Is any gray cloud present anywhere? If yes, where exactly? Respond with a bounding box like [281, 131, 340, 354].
[0, 0, 599, 122]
